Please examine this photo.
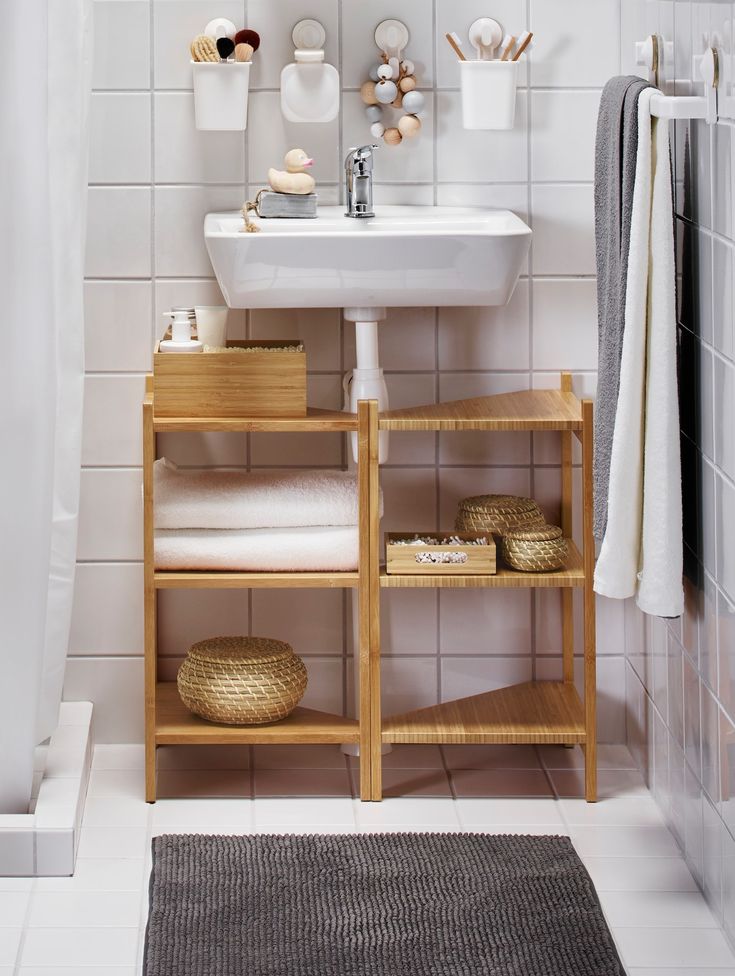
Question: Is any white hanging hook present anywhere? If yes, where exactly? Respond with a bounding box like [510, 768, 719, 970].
[374, 19, 409, 61]
[468, 18, 503, 61]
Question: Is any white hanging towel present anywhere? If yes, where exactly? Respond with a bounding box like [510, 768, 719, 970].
[594, 88, 684, 618]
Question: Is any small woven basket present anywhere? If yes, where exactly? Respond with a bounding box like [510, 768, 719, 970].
[177, 636, 307, 726]
[501, 524, 568, 572]
[455, 494, 545, 534]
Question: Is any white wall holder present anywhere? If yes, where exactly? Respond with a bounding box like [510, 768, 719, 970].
[192, 60, 251, 130]
[636, 36, 719, 124]
[457, 16, 518, 130]
[281, 19, 340, 123]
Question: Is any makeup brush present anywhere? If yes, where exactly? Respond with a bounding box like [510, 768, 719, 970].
[216, 36, 235, 60]
[512, 30, 533, 61]
[235, 42, 254, 62]
[235, 28, 261, 52]
[445, 32, 467, 61]
[499, 35, 516, 61]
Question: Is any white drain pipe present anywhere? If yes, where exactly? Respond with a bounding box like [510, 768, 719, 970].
[342, 307, 390, 757]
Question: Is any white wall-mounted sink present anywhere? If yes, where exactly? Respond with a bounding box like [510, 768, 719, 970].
[204, 206, 531, 310]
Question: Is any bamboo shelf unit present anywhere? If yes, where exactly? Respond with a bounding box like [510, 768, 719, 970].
[143, 371, 596, 804]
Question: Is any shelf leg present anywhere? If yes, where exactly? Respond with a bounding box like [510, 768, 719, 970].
[560, 373, 575, 746]
[581, 398, 597, 802]
[143, 389, 157, 803]
[358, 400, 382, 800]
[367, 400, 383, 801]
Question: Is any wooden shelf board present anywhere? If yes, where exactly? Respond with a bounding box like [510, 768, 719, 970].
[154, 571, 359, 589]
[155, 682, 359, 744]
[379, 389, 583, 432]
[383, 681, 586, 745]
[153, 407, 358, 433]
[380, 540, 583, 588]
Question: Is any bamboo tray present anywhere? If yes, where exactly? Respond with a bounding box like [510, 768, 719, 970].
[385, 532, 496, 575]
[153, 339, 306, 418]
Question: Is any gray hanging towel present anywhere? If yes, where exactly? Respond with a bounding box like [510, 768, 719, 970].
[593, 75, 650, 541]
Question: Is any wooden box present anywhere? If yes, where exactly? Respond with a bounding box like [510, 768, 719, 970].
[385, 532, 497, 575]
[153, 340, 306, 418]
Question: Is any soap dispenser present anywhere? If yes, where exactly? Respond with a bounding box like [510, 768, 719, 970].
[280, 20, 339, 123]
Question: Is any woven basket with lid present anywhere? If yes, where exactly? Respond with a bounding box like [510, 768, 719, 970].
[455, 494, 545, 534]
[177, 636, 307, 726]
[501, 524, 568, 572]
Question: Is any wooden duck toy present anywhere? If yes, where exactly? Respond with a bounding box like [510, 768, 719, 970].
[268, 149, 316, 195]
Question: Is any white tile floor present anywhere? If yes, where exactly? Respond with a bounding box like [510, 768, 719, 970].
[1, 743, 733, 975]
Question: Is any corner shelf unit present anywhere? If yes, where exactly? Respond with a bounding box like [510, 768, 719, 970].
[143, 372, 596, 803]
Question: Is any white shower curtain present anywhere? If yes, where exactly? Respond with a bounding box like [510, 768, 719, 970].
[0, 0, 91, 814]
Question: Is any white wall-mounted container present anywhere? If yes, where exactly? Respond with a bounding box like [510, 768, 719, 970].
[192, 61, 251, 131]
[460, 60, 518, 130]
[281, 19, 339, 123]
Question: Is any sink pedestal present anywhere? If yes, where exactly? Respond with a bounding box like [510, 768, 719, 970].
[344, 307, 390, 463]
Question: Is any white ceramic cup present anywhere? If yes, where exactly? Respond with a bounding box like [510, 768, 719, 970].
[195, 306, 229, 347]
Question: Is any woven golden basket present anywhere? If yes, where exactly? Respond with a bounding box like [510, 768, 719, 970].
[501, 524, 568, 572]
[455, 494, 545, 534]
[177, 636, 307, 726]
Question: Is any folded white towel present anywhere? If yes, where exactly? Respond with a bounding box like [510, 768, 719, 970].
[155, 525, 359, 572]
[154, 459, 363, 530]
[594, 90, 683, 617]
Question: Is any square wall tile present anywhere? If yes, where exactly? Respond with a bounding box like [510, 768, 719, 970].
[531, 91, 600, 183]
[298, 658, 344, 714]
[63, 658, 144, 744]
[77, 469, 143, 561]
[532, 279, 598, 371]
[380, 657, 438, 716]
[86, 187, 151, 278]
[84, 281, 153, 372]
[154, 93, 245, 183]
[251, 589, 344, 656]
[531, 185, 596, 277]
[340, 0, 435, 88]
[89, 93, 151, 184]
[712, 235, 734, 361]
[441, 656, 533, 702]
[717, 473, 735, 602]
[343, 92, 434, 185]
[436, 92, 528, 183]
[380, 589, 438, 656]
[438, 466, 531, 528]
[382, 373, 437, 465]
[157, 589, 250, 658]
[249, 92, 340, 186]
[380, 468, 437, 533]
[82, 375, 146, 466]
[437, 281, 530, 371]
[715, 354, 735, 482]
[154, 185, 245, 277]
[250, 308, 341, 372]
[92, 0, 151, 90]
[153, 0, 246, 89]
[529, 0, 620, 87]
[438, 373, 531, 467]
[70, 564, 144, 656]
[249, 375, 343, 466]
[248, 0, 339, 90]
[439, 589, 532, 654]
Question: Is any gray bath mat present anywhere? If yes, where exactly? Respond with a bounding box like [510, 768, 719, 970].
[144, 832, 625, 976]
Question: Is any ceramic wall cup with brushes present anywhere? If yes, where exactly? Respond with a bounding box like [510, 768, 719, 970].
[191, 25, 260, 130]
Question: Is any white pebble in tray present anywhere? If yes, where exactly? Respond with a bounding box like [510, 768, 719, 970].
[415, 551, 468, 564]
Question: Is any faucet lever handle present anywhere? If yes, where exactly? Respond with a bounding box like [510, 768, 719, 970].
[345, 144, 379, 167]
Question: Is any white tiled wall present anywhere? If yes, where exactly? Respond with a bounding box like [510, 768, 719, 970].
[72, 0, 627, 742]
[620, 0, 735, 950]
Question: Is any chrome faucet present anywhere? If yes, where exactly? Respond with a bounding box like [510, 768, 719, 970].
[344, 145, 378, 218]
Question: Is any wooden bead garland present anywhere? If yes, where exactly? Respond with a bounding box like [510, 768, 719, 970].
[360, 55, 423, 146]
